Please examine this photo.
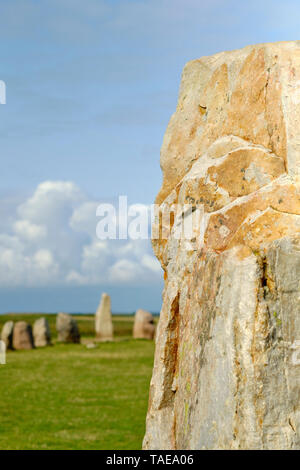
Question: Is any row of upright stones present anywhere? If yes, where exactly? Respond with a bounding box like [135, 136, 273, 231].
[1, 293, 156, 350]
[1, 315, 81, 350]
[95, 293, 156, 341]
[1, 318, 50, 350]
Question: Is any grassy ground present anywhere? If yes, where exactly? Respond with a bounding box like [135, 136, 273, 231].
[0, 314, 156, 450]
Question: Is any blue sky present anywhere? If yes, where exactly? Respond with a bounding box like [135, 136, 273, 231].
[0, 0, 299, 313]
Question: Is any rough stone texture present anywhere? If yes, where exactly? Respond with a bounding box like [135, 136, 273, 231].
[33, 318, 51, 347]
[144, 42, 300, 450]
[56, 313, 80, 343]
[1, 321, 14, 350]
[12, 322, 34, 350]
[95, 293, 113, 341]
[133, 309, 156, 340]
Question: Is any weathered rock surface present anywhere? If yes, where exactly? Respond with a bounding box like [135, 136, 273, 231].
[12, 322, 34, 350]
[1, 321, 14, 349]
[95, 293, 113, 341]
[33, 318, 51, 347]
[133, 309, 155, 340]
[144, 42, 300, 450]
[0, 339, 5, 364]
[56, 313, 80, 343]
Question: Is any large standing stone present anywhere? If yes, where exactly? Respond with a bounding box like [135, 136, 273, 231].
[133, 309, 155, 340]
[12, 322, 34, 350]
[144, 42, 300, 450]
[33, 318, 51, 347]
[95, 293, 113, 341]
[1, 321, 14, 350]
[56, 313, 80, 343]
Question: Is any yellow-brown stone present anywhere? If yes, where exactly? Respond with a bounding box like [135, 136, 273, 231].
[145, 42, 300, 450]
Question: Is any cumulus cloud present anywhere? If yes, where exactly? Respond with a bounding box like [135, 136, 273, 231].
[13, 219, 47, 241]
[0, 181, 162, 288]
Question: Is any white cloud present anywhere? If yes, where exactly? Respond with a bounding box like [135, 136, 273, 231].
[13, 219, 47, 241]
[69, 201, 99, 235]
[18, 181, 85, 225]
[108, 259, 142, 283]
[0, 181, 162, 288]
[141, 254, 161, 273]
[33, 249, 55, 270]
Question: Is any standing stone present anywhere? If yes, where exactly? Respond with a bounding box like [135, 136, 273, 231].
[12, 322, 34, 350]
[1, 321, 14, 350]
[133, 309, 155, 340]
[33, 318, 51, 347]
[144, 42, 300, 450]
[0, 339, 5, 364]
[56, 313, 80, 343]
[95, 293, 113, 341]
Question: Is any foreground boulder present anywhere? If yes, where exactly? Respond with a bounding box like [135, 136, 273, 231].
[95, 293, 113, 341]
[133, 309, 155, 340]
[56, 313, 80, 343]
[144, 42, 300, 450]
[12, 322, 34, 350]
[1, 321, 14, 349]
[33, 318, 51, 347]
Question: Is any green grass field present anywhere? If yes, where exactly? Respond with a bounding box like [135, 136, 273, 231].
[0, 314, 156, 450]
